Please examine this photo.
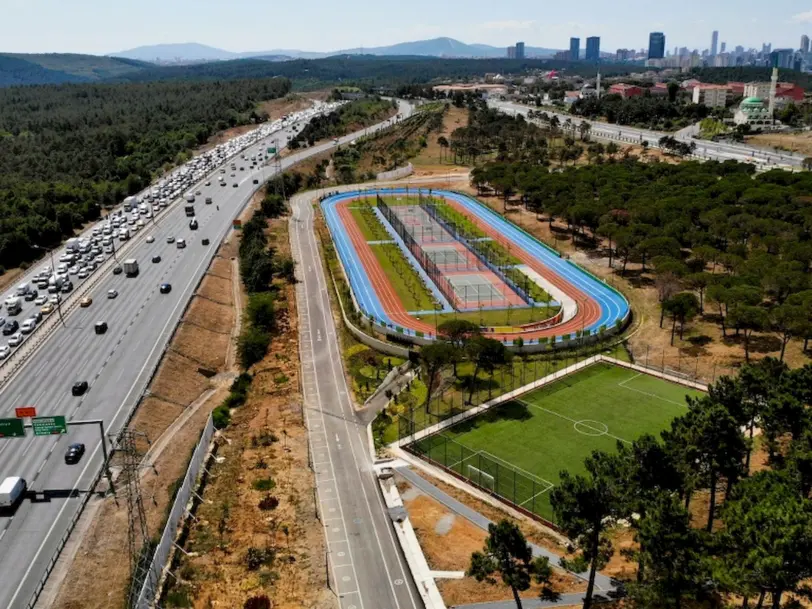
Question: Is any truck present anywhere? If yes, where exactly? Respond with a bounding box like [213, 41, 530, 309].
[119, 228, 130, 242]
[0, 477, 26, 508]
[15, 282, 31, 297]
[123, 259, 139, 278]
[123, 196, 137, 212]
[205, 197, 212, 205]
[184, 192, 195, 203]
[65, 237, 81, 252]
[5, 297, 22, 315]
[184, 205, 195, 217]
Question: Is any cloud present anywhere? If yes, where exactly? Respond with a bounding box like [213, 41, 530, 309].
[791, 10, 812, 23]
[479, 20, 536, 31]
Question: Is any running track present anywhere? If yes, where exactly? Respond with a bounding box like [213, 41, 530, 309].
[321, 189, 630, 345]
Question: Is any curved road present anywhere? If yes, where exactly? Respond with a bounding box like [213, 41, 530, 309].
[0, 101, 412, 609]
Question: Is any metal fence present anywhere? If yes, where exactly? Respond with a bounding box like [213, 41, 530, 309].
[376, 163, 414, 181]
[135, 414, 215, 609]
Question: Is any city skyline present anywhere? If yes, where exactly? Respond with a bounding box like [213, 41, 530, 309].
[0, 0, 809, 56]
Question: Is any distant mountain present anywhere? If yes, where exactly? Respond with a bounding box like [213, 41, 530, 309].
[0, 53, 150, 86]
[112, 37, 561, 64]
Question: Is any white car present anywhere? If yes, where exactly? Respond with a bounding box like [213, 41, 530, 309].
[205, 181, 211, 186]
[87, 261, 97, 271]
[49, 294, 61, 305]
[107, 289, 118, 299]
[95, 255, 105, 264]
[8, 332, 23, 347]
[20, 319, 36, 334]
[34, 295, 47, 306]
[68, 266, 79, 275]
[136, 219, 145, 228]
[146, 235, 155, 243]
[78, 268, 90, 279]
[0, 345, 9, 359]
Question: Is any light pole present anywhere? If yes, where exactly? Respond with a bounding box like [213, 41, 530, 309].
[31, 244, 66, 329]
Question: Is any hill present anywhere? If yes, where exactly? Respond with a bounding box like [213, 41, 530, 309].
[0, 53, 150, 86]
[333, 37, 559, 58]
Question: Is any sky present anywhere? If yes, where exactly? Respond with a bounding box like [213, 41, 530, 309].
[3, 0, 811, 55]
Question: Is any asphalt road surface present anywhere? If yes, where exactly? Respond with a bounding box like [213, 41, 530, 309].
[290, 188, 424, 609]
[489, 99, 805, 169]
[0, 101, 411, 609]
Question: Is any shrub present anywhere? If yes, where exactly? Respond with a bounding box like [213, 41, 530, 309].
[245, 547, 275, 571]
[246, 292, 277, 332]
[252, 477, 276, 491]
[258, 495, 279, 511]
[212, 404, 231, 429]
[238, 325, 271, 369]
[244, 596, 271, 609]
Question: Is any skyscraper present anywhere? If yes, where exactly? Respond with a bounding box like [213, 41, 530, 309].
[515, 41, 525, 59]
[711, 30, 719, 56]
[648, 32, 666, 59]
[570, 37, 580, 61]
[585, 37, 600, 62]
[721, 42, 726, 53]
[507, 46, 516, 59]
[802, 35, 810, 54]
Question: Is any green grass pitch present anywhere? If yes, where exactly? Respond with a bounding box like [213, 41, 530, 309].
[413, 363, 704, 522]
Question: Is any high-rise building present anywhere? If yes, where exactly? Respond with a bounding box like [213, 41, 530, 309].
[507, 45, 516, 59]
[770, 48, 794, 69]
[515, 41, 525, 59]
[801, 35, 810, 54]
[711, 30, 719, 56]
[648, 32, 666, 59]
[570, 37, 580, 61]
[585, 36, 600, 62]
[721, 42, 726, 53]
[616, 48, 633, 61]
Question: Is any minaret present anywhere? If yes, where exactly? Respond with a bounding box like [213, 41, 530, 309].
[768, 67, 778, 122]
[596, 69, 601, 99]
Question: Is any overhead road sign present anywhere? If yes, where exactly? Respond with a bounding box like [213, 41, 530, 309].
[32, 416, 67, 436]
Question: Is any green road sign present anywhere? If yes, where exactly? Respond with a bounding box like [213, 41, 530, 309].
[267, 147, 277, 154]
[0, 418, 25, 438]
[32, 416, 67, 436]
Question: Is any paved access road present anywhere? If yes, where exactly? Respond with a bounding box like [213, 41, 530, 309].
[490, 100, 805, 169]
[290, 186, 424, 609]
[0, 101, 411, 609]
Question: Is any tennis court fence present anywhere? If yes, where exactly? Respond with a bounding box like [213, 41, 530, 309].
[404, 427, 559, 526]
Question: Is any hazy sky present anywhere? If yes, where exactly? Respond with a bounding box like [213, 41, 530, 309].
[4, 0, 811, 54]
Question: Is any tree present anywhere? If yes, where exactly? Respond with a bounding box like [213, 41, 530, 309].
[238, 325, 272, 369]
[437, 136, 450, 163]
[246, 292, 277, 332]
[721, 470, 812, 609]
[551, 451, 622, 609]
[632, 493, 707, 609]
[728, 306, 768, 362]
[803, 157, 812, 171]
[468, 519, 558, 609]
[662, 293, 699, 345]
[667, 82, 680, 103]
[465, 335, 511, 402]
[419, 342, 455, 412]
[684, 272, 712, 314]
[437, 319, 480, 376]
[771, 304, 806, 362]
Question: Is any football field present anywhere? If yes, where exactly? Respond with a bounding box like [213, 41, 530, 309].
[411, 363, 703, 522]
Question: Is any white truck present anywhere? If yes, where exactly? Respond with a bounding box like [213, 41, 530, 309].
[65, 237, 81, 252]
[123, 195, 137, 212]
[15, 282, 31, 297]
[123, 259, 139, 278]
[4, 296, 22, 315]
[0, 477, 26, 508]
[119, 228, 130, 242]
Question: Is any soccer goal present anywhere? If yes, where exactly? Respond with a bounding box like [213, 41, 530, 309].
[467, 464, 495, 491]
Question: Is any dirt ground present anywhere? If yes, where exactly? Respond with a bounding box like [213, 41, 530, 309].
[745, 131, 812, 157]
[399, 475, 585, 607]
[53, 234, 242, 609]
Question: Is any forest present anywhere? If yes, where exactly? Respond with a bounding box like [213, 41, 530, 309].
[0, 77, 290, 270]
[570, 93, 712, 130]
[690, 66, 812, 88]
[288, 97, 396, 148]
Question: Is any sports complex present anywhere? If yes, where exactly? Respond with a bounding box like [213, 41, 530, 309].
[321, 187, 630, 349]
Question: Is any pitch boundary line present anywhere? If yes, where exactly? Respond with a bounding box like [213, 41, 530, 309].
[617, 372, 688, 408]
[518, 399, 632, 445]
[446, 448, 555, 493]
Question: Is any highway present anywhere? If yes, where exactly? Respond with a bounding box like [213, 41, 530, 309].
[0, 100, 411, 609]
[489, 99, 805, 170]
[290, 188, 424, 609]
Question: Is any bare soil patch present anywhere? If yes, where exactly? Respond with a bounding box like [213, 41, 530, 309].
[746, 131, 812, 157]
[196, 273, 233, 306]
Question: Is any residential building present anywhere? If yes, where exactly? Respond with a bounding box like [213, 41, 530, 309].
[713, 53, 731, 67]
[563, 91, 581, 105]
[608, 83, 644, 98]
[616, 48, 633, 61]
[585, 37, 600, 62]
[648, 32, 666, 59]
[711, 30, 719, 56]
[802, 35, 810, 54]
[771, 48, 793, 68]
[553, 51, 570, 61]
[570, 37, 580, 61]
[515, 42, 525, 60]
[721, 42, 726, 53]
[744, 81, 804, 102]
[650, 82, 669, 97]
[692, 84, 732, 108]
[507, 46, 517, 59]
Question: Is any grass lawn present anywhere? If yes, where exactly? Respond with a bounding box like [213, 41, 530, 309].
[413, 363, 702, 522]
[349, 206, 390, 241]
[428, 306, 561, 329]
[370, 243, 439, 312]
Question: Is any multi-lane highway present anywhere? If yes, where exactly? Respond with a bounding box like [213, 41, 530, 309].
[0, 99, 412, 609]
[290, 188, 424, 609]
[489, 99, 805, 170]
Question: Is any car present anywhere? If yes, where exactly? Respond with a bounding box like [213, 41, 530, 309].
[3, 321, 19, 336]
[205, 181, 211, 186]
[61, 281, 73, 293]
[240, 167, 245, 171]
[202, 238, 210, 246]
[107, 289, 118, 299]
[220, 168, 226, 173]
[80, 297, 93, 308]
[49, 294, 61, 305]
[233, 183, 238, 188]
[20, 319, 36, 334]
[41, 303, 54, 315]
[195, 190, 201, 196]
[94, 321, 108, 335]
[78, 268, 90, 279]
[8, 332, 23, 347]
[34, 295, 47, 306]
[113, 265, 123, 275]
[159, 283, 172, 294]
[176, 238, 186, 249]
[64, 443, 86, 464]
[94, 255, 105, 264]
[71, 380, 88, 396]
[253, 179, 259, 184]
[24, 290, 38, 302]
[146, 235, 155, 243]
[220, 182, 226, 187]
[0, 317, 4, 328]
[68, 266, 79, 275]
[230, 173, 236, 177]
[0, 345, 9, 359]
[152, 255, 161, 263]
[166, 236, 175, 244]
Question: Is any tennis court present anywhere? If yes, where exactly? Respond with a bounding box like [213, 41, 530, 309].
[446, 272, 525, 309]
[410, 363, 702, 521]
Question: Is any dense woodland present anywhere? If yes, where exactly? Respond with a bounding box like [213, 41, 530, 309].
[288, 97, 396, 148]
[0, 77, 290, 270]
[690, 66, 812, 88]
[571, 93, 712, 130]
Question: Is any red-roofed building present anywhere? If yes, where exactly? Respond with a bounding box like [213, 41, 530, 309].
[776, 83, 804, 101]
[727, 82, 746, 96]
[608, 83, 644, 98]
[649, 82, 669, 96]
